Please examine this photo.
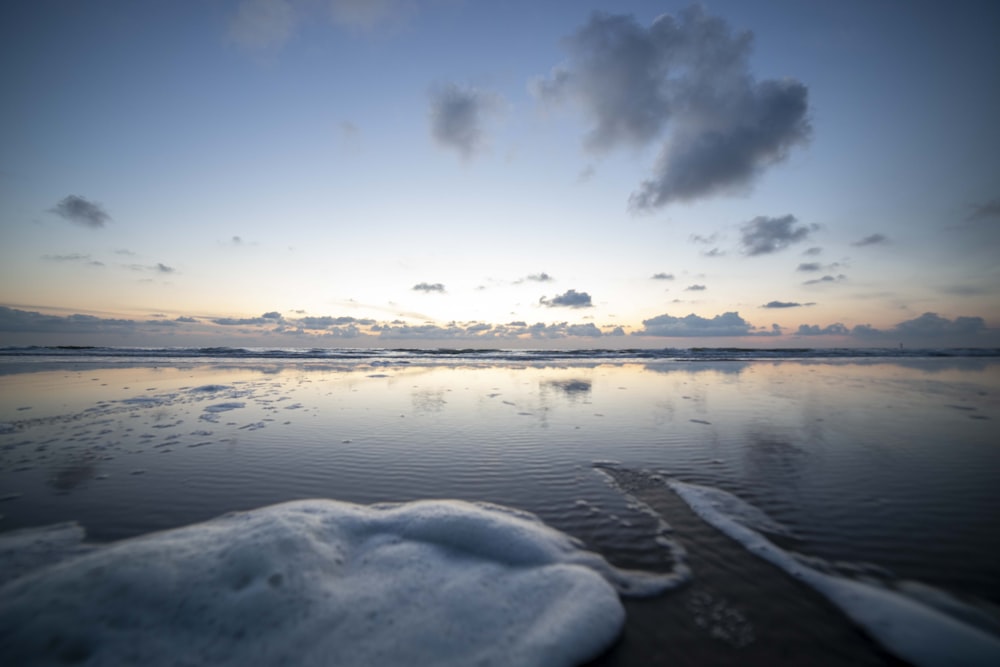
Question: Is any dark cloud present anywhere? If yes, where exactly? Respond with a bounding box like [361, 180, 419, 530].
[412, 282, 445, 293]
[0, 306, 136, 334]
[636, 311, 753, 337]
[428, 83, 501, 160]
[702, 248, 725, 257]
[539, 289, 593, 308]
[803, 247, 822, 256]
[520, 272, 555, 283]
[852, 233, 888, 247]
[50, 195, 111, 228]
[371, 320, 607, 340]
[535, 7, 810, 209]
[966, 198, 1000, 222]
[175, 316, 198, 323]
[893, 312, 986, 338]
[212, 312, 284, 326]
[803, 274, 847, 286]
[797, 262, 821, 272]
[740, 215, 816, 255]
[797, 313, 987, 341]
[298, 315, 374, 329]
[156, 263, 176, 274]
[685, 284, 706, 291]
[762, 301, 813, 309]
[651, 272, 674, 280]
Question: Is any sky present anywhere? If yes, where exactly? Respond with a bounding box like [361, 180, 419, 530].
[2, 0, 999, 349]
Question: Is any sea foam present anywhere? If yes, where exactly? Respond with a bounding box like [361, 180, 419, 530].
[669, 480, 1000, 667]
[0, 499, 652, 667]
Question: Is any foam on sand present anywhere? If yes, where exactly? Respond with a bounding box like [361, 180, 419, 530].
[0, 499, 663, 667]
[669, 479, 1000, 667]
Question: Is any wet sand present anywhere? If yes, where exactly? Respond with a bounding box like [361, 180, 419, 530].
[591, 465, 905, 666]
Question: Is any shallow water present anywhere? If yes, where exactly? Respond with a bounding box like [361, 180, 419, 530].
[1, 357, 999, 664]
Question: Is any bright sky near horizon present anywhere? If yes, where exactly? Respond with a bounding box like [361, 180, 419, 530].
[1, 0, 998, 348]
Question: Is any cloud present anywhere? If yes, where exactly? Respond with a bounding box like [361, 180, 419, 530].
[534, 6, 810, 209]
[41, 253, 104, 267]
[428, 83, 502, 160]
[518, 272, 555, 284]
[228, 0, 296, 50]
[50, 195, 111, 229]
[412, 282, 445, 293]
[684, 284, 706, 291]
[803, 274, 847, 286]
[651, 273, 674, 280]
[0, 306, 137, 334]
[175, 316, 198, 323]
[298, 315, 375, 329]
[966, 198, 1000, 222]
[539, 289, 593, 308]
[803, 247, 822, 256]
[636, 311, 753, 337]
[762, 301, 813, 309]
[797, 262, 822, 272]
[852, 233, 888, 247]
[893, 312, 986, 338]
[740, 215, 816, 256]
[797, 313, 988, 341]
[212, 311, 285, 326]
[156, 263, 176, 274]
[797, 323, 849, 336]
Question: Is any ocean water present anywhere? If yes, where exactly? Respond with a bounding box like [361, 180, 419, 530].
[1, 347, 999, 665]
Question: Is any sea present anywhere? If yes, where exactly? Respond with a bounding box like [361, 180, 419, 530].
[1, 346, 999, 666]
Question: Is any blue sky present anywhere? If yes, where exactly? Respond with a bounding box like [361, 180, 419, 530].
[2, 0, 998, 348]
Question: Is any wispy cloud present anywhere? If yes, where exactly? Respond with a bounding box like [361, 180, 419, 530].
[515, 272, 555, 284]
[966, 198, 1000, 222]
[740, 215, 817, 256]
[851, 233, 889, 247]
[803, 274, 847, 286]
[228, 0, 296, 50]
[539, 289, 593, 308]
[50, 195, 111, 229]
[41, 253, 104, 266]
[429, 83, 503, 160]
[684, 284, 706, 291]
[651, 273, 674, 280]
[329, 0, 412, 30]
[412, 282, 446, 293]
[762, 301, 813, 309]
[534, 6, 810, 209]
